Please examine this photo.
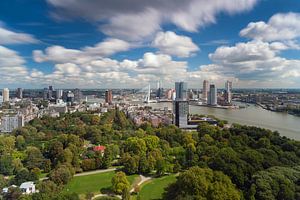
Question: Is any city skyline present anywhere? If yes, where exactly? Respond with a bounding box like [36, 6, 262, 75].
[1, 0, 300, 89]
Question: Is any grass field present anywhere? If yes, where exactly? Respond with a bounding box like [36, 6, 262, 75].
[64, 171, 138, 195]
[138, 175, 177, 200]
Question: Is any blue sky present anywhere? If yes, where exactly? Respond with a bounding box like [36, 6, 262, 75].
[1, 0, 300, 88]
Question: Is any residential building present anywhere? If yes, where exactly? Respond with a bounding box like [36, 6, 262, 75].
[3, 88, 9, 102]
[202, 80, 209, 102]
[20, 182, 36, 194]
[16, 88, 23, 99]
[105, 90, 113, 104]
[225, 80, 233, 104]
[0, 114, 24, 133]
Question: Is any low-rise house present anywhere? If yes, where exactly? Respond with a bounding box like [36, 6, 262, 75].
[93, 145, 106, 156]
[20, 181, 36, 194]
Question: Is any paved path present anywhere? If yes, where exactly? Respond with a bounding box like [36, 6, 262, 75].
[92, 194, 121, 200]
[39, 167, 117, 181]
[130, 175, 152, 193]
[74, 168, 117, 177]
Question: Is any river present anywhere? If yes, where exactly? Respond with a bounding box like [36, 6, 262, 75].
[147, 102, 300, 140]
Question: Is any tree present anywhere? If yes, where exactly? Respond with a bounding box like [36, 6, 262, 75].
[49, 165, 73, 185]
[16, 135, 26, 150]
[25, 146, 44, 169]
[163, 167, 241, 200]
[0, 135, 15, 154]
[32, 180, 59, 200]
[124, 137, 147, 156]
[0, 155, 13, 175]
[251, 166, 300, 200]
[111, 172, 130, 195]
[122, 154, 139, 174]
[0, 174, 8, 189]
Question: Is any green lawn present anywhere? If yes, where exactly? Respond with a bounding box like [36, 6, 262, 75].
[64, 171, 138, 195]
[138, 175, 177, 200]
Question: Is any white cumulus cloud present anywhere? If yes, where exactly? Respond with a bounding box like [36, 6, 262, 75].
[152, 31, 199, 57]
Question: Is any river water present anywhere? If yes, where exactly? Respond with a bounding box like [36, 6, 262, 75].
[147, 102, 300, 140]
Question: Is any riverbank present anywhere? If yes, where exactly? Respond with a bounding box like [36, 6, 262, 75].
[147, 101, 300, 140]
[189, 101, 240, 109]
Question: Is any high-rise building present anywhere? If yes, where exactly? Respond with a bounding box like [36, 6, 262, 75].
[48, 86, 53, 99]
[16, 88, 23, 99]
[173, 100, 189, 128]
[202, 80, 209, 102]
[175, 82, 187, 100]
[105, 90, 113, 104]
[43, 88, 48, 100]
[207, 84, 217, 106]
[225, 81, 233, 104]
[56, 89, 63, 100]
[173, 82, 189, 128]
[74, 88, 82, 103]
[66, 91, 75, 104]
[2, 88, 9, 102]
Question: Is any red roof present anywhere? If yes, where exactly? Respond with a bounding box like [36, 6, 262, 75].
[93, 145, 106, 151]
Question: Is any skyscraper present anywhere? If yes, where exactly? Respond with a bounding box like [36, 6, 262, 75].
[2, 88, 9, 102]
[225, 80, 232, 92]
[225, 80, 233, 103]
[48, 85, 53, 99]
[105, 90, 113, 104]
[173, 82, 189, 128]
[74, 88, 82, 103]
[175, 82, 187, 100]
[207, 84, 217, 105]
[43, 88, 48, 100]
[202, 80, 209, 102]
[16, 88, 23, 99]
[56, 89, 63, 100]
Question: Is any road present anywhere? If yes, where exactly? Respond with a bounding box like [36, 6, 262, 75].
[74, 167, 117, 177]
[39, 167, 117, 181]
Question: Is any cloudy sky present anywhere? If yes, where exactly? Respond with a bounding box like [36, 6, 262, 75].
[1, 0, 300, 89]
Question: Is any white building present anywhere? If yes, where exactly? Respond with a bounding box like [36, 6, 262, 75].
[2, 88, 9, 102]
[20, 182, 36, 194]
[0, 114, 24, 133]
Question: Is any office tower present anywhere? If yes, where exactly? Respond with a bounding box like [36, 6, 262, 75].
[173, 100, 189, 128]
[156, 88, 164, 99]
[202, 80, 209, 102]
[48, 85, 53, 99]
[105, 90, 113, 104]
[43, 88, 48, 100]
[56, 89, 63, 100]
[207, 84, 217, 105]
[225, 80, 232, 92]
[16, 88, 23, 99]
[173, 82, 189, 128]
[225, 80, 233, 103]
[66, 91, 75, 104]
[74, 88, 82, 103]
[156, 81, 164, 99]
[2, 88, 9, 102]
[175, 82, 187, 100]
